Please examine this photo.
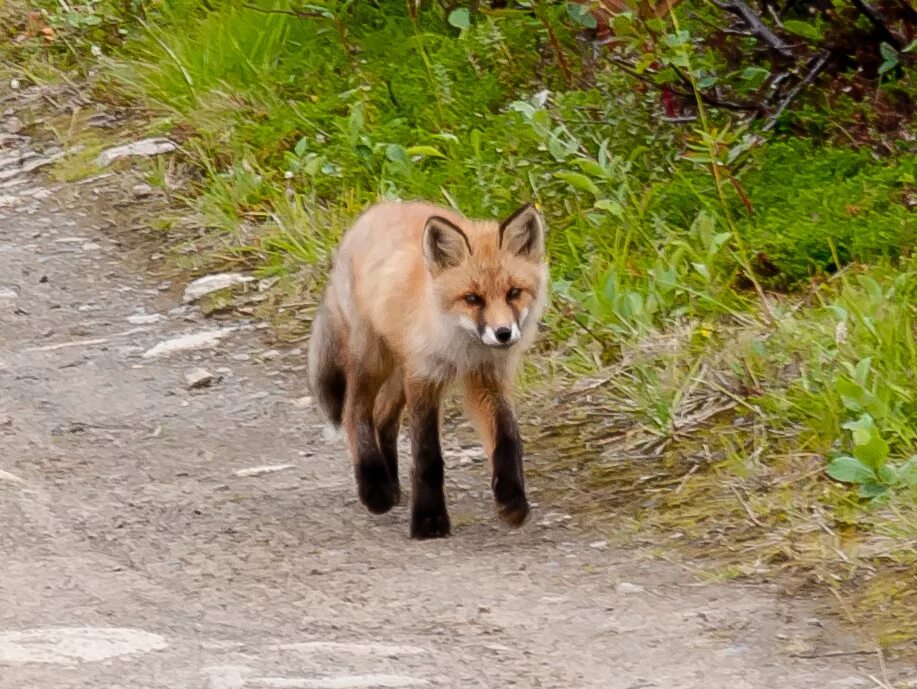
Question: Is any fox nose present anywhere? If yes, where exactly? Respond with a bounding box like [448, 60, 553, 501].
[495, 327, 513, 344]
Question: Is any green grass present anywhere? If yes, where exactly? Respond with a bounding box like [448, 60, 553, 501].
[3, 0, 915, 652]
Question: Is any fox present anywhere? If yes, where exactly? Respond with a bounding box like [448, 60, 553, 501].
[307, 200, 548, 539]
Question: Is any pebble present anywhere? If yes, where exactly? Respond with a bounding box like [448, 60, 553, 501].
[182, 272, 254, 303]
[132, 182, 153, 197]
[184, 367, 215, 389]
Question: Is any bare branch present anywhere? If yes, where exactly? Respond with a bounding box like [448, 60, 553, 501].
[239, 3, 330, 20]
[763, 51, 831, 131]
[712, 0, 794, 58]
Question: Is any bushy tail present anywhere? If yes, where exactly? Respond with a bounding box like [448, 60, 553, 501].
[307, 302, 346, 427]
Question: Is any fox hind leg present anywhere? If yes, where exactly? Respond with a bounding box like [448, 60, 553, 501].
[374, 370, 406, 504]
[344, 364, 399, 515]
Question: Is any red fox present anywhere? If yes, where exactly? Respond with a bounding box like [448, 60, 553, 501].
[307, 200, 548, 538]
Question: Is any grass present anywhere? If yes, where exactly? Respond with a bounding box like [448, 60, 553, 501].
[2, 0, 915, 655]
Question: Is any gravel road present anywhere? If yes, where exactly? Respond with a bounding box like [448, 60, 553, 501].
[0, 114, 908, 689]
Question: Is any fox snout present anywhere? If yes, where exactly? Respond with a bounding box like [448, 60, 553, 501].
[481, 323, 521, 348]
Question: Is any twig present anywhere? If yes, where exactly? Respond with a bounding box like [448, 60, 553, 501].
[239, 3, 329, 20]
[534, 1, 574, 87]
[712, 0, 794, 58]
[789, 650, 874, 659]
[730, 484, 765, 527]
[763, 51, 831, 131]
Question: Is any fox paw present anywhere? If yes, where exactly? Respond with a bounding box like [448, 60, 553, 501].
[495, 485, 530, 527]
[410, 502, 451, 539]
[356, 457, 399, 515]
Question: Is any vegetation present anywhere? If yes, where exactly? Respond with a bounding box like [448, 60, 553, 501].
[2, 0, 914, 651]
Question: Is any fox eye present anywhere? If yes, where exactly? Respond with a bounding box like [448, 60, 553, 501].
[507, 287, 522, 301]
[463, 294, 484, 307]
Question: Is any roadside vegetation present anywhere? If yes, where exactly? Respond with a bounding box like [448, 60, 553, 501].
[2, 0, 914, 652]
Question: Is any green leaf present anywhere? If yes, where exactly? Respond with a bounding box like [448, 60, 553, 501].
[878, 52, 898, 76]
[294, 136, 308, 157]
[555, 171, 601, 198]
[857, 481, 888, 499]
[826, 456, 876, 484]
[879, 42, 898, 62]
[405, 145, 446, 158]
[903, 39, 917, 53]
[843, 414, 889, 470]
[653, 67, 678, 85]
[740, 66, 769, 89]
[877, 464, 898, 485]
[697, 75, 718, 89]
[384, 143, 408, 164]
[566, 3, 597, 29]
[782, 20, 823, 42]
[611, 13, 634, 35]
[594, 199, 624, 217]
[572, 158, 607, 178]
[836, 379, 865, 412]
[898, 457, 917, 486]
[447, 8, 471, 30]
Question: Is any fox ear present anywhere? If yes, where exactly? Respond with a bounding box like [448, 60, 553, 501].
[424, 216, 471, 273]
[499, 203, 545, 261]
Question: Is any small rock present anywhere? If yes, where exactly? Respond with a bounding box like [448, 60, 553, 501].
[589, 540, 608, 550]
[127, 313, 165, 325]
[81, 242, 102, 251]
[261, 349, 281, 361]
[132, 182, 154, 197]
[616, 582, 645, 594]
[182, 273, 254, 303]
[291, 396, 312, 408]
[96, 138, 177, 167]
[142, 327, 237, 358]
[184, 367, 215, 389]
[233, 464, 295, 478]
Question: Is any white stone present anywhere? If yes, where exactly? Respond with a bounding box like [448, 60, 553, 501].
[233, 464, 295, 478]
[182, 272, 254, 303]
[0, 626, 167, 664]
[95, 138, 177, 167]
[185, 367, 215, 389]
[142, 327, 237, 358]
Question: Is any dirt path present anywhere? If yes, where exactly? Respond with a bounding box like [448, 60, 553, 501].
[0, 125, 908, 689]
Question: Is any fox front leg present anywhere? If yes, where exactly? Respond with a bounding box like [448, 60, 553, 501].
[465, 371, 530, 527]
[405, 379, 451, 539]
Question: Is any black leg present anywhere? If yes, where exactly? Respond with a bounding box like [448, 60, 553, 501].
[407, 383, 450, 539]
[344, 370, 398, 515]
[490, 401, 529, 526]
[375, 374, 406, 504]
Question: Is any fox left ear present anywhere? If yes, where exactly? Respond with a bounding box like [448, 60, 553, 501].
[499, 203, 545, 261]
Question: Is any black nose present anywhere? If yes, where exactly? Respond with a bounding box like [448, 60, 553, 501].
[495, 327, 512, 343]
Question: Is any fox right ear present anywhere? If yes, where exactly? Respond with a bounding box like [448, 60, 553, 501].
[423, 216, 471, 273]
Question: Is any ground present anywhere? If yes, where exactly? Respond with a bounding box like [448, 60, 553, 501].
[0, 103, 912, 689]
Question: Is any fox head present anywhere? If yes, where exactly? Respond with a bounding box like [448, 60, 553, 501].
[423, 203, 547, 349]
